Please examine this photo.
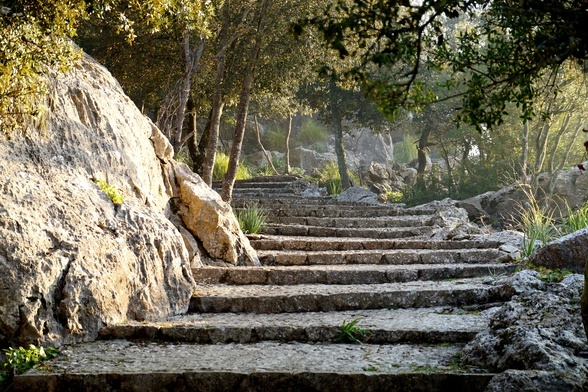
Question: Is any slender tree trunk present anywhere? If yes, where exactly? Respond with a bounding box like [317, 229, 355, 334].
[417, 128, 431, 175]
[186, 96, 198, 169]
[329, 78, 351, 189]
[254, 114, 278, 174]
[202, 96, 225, 185]
[520, 120, 529, 184]
[172, 33, 205, 151]
[221, 0, 270, 203]
[284, 115, 292, 175]
[193, 107, 213, 175]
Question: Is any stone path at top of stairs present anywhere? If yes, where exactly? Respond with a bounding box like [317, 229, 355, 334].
[14, 176, 518, 392]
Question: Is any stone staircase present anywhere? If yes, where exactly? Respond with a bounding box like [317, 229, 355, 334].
[14, 176, 518, 391]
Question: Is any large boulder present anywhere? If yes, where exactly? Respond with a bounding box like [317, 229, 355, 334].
[0, 55, 255, 347]
[527, 228, 588, 274]
[289, 147, 336, 173]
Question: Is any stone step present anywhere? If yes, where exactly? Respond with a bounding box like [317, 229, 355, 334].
[192, 263, 514, 285]
[99, 307, 488, 344]
[266, 215, 434, 228]
[15, 340, 495, 392]
[248, 235, 503, 251]
[212, 181, 294, 190]
[257, 248, 504, 266]
[234, 201, 435, 217]
[189, 278, 513, 314]
[214, 175, 302, 185]
[262, 224, 434, 238]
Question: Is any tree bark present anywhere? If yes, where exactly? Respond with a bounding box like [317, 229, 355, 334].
[417, 128, 431, 175]
[221, 0, 270, 203]
[186, 96, 198, 169]
[329, 78, 351, 190]
[284, 115, 292, 175]
[520, 120, 529, 184]
[200, 1, 231, 186]
[254, 114, 278, 174]
[171, 33, 205, 151]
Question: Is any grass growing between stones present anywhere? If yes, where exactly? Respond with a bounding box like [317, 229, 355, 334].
[517, 263, 573, 283]
[334, 318, 372, 344]
[235, 204, 268, 234]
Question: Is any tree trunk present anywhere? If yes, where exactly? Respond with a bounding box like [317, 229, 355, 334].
[417, 128, 431, 175]
[520, 120, 529, 183]
[193, 108, 213, 175]
[221, 0, 270, 203]
[171, 33, 205, 151]
[284, 115, 292, 175]
[329, 78, 351, 189]
[254, 114, 278, 174]
[186, 96, 198, 169]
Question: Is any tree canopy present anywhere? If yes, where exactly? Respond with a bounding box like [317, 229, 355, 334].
[303, 0, 588, 129]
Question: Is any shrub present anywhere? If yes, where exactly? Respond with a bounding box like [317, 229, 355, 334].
[1, 345, 59, 379]
[394, 134, 418, 163]
[295, 118, 329, 150]
[213, 152, 252, 181]
[235, 204, 268, 234]
[562, 202, 588, 234]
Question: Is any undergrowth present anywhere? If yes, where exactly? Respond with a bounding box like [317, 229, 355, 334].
[235, 204, 268, 234]
[213, 152, 252, 181]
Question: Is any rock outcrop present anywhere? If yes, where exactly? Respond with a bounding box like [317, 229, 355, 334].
[461, 271, 588, 391]
[0, 55, 256, 347]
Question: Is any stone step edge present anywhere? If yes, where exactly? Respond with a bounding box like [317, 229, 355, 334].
[16, 368, 496, 392]
[192, 263, 515, 285]
[189, 282, 514, 314]
[99, 307, 488, 344]
[247, 235, 504, 251]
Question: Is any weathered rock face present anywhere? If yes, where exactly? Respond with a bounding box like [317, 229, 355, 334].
[461, 271, 588, 391]
[0, 55, 255, 347]
[173, 163, 260, 266]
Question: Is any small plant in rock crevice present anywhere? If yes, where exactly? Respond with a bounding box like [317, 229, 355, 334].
[94, 179, 124, 205]
[235, 204, 268, 234]
[516, 262, 573, 283]
[334, 318, 372, 344]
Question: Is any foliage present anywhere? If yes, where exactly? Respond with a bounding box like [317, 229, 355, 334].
[310, 161, 361, 197]
[512, 187, 588, 257]
[234, 204, 268, 234]
[518, 263, 573, 283]
[2, 345, 59, 376]
[384, 190, 403, 204]
[294, 118, 329, 150]
[394, 135, 418, 164]
[305, 0, 588, 131]
[94, 179, 124, 205]
[0, 1, 83, 134]
[334, 318, 371, 344]
[561, 202, 588, 235]
[213, 152, 252, 181]
[516, 191, 559, 257]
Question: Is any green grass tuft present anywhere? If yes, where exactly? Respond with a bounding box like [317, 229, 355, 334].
[213, 152, 252, 181]
[235, 204, 268, 234]
[334, 318, 372, 344]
